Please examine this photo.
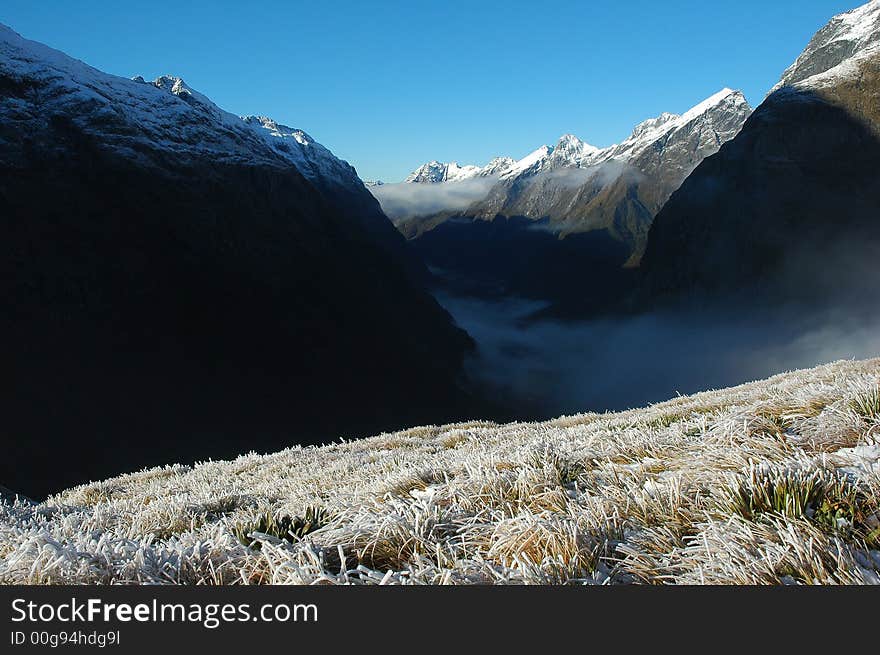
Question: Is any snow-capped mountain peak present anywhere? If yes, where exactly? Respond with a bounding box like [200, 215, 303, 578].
[496, 135, 600, 180]
[548, 133, 600, 166]
[592, 88, 749, 165]
[678, 87, 739, 122]
[772, 0, 880, 92]
[556, 133, 598, 151]
[153, 75, 192, 97]
[446, 162, 481, 180]
[148, 74, 242, 128]
[499, 144, 553, 180]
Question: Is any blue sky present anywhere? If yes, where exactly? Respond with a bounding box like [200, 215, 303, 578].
[2, 1, 858, 181]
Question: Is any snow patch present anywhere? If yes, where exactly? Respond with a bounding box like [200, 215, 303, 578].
[773, 0, 880, 92]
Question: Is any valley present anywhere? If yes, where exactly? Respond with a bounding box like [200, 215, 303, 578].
[367, 0, 880, 425]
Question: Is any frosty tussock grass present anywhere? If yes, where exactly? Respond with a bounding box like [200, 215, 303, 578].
[1, 358, 880, 585]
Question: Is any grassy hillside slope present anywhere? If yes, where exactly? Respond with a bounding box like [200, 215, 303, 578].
[2, 358, 880, 585]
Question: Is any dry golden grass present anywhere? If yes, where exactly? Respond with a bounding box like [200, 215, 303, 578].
[2, 358, 880, 585]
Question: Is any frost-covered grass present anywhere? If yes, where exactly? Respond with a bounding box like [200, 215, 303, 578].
[2, 359, 880, 585]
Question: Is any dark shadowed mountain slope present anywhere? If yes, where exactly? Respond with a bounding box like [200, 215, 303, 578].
[640, 1, 880, 308]
[0, 24, 477, 498]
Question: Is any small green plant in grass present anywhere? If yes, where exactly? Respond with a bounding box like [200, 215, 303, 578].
[529, 449, 589, 486]
[556, 459, 589, 486]
[234, 506, 333, 548]
[849, 385, 880, 420]
[753, 411, 789, 438]
[201, 496, 240, 520]
[643, 413, 683, 430]
[723, 466, 874, 540]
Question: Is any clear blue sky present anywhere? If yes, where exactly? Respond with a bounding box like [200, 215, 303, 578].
[2, 0, 858, 181]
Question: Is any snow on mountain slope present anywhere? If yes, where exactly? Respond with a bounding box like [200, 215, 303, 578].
[499, 144, 553, 179]
[405, 157, 516, 183]
[403, 134, 600, 186]
[0, 23, 360, 188]
[405, 160, 483, 183]
[592, 88, 749, 165]
[772, 0, 880, 92]
[241, 115, 362, 187]
[479, 156, 516, 176]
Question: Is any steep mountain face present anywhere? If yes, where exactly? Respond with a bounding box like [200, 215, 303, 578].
[0, 24, 476, 498]
[640, 1, 880, 307]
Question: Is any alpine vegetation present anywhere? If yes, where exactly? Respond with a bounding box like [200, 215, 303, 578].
[1, 358, 879, 585]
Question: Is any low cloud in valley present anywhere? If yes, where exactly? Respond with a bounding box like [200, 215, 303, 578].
[437, 292, 880, 419]
[368, 177, 498, 220]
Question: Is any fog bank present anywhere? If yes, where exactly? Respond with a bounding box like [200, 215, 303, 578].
[368, 177, 497, 220]
[436, 292, 880, 418]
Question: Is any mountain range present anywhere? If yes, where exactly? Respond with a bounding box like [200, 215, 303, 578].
[385, 88, 751, 265]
